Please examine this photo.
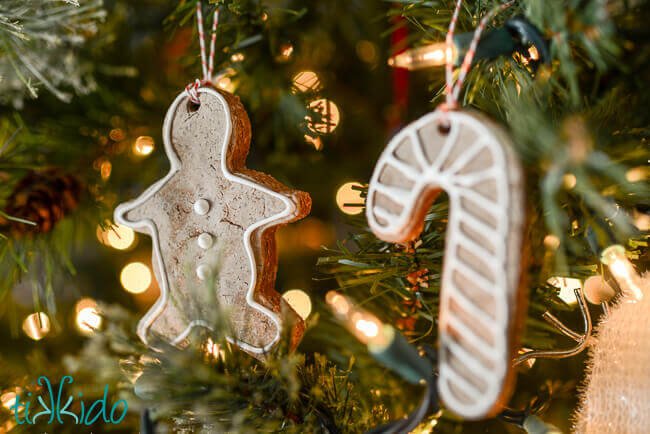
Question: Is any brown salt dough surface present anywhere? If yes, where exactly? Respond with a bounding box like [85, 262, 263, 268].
[116, 86, 310, 351]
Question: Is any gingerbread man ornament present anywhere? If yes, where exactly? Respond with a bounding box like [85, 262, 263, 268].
[115, 86, 310, 354]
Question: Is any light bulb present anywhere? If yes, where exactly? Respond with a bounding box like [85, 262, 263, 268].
[354, 318, 379, 338]
[326, 291, 392, 349]
[326, 291, 350, 315]
[547, 277, 581, 305]
[601, 245, 643, 301]
[388, 42, 457, 70]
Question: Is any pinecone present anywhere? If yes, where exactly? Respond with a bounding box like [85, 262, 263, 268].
[0, 168, 83, 236]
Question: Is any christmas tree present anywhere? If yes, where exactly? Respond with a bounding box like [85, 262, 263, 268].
[1, 0, 648, 433]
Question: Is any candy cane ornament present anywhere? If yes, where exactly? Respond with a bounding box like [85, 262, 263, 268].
[366, 109, 526, 419]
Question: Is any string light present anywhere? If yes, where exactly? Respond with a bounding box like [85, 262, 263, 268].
[601, 245, 643, 301]
[134, 136, 155, 156]
[282, 289, 312, 320]
[388, 42, 457, 70]
[547, 277, 582, 305]
[120, 262, 152, 294]
[326, 291, 392, 349]
[75, 298, 102, 335]
[22, 312, 51, 341]
[336, 182, 363, 215]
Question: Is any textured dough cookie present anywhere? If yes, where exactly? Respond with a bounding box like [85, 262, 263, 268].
[115, 85, 310, 355]
[366, 109, 526, 419]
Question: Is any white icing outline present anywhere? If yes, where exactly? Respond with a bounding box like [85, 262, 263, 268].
[115, 87, 296, 354]
[366, 109, 524, 419]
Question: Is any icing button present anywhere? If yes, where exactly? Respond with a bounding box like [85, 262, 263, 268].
[193, 199, 210, 215]
[197, 233, 213, 249]
[196, 264, 211, 281]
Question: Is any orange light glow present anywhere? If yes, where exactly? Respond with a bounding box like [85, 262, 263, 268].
[293, 71, 322, 92]
[336, 182, 363, 215]
[120, 262, 152, 294]
[601, 245, 643, 301]
[388, 43, 456, 70]
[134, 136, 155, 156]
[22, 312, 51, 341]
[307, 98, 340, 134]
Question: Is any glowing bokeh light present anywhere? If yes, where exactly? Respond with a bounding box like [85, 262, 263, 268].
[109, 128, 125, 141]
[282, 289, 312, 320]
[230, 53, 245, 63]
[279, 43, 294, 59]
[75, 299, 102, 335]
[626, 167, 647, 182]
[1, 392, 17, 410]
[355, 40, 378, 64]
[216, 76, 236, 92]
[326, 291, 350, 315]
[120, 262, 152, 294]
[97, 222, 135, 250]
[100, 160, 112, 180]
[292, 71, 321, 92]
[22, 312, 51, 341]
[336, 182, 363, 215]
[107, 225, 135, 250]
[307, 99, 340, 134]
[355, 318, 379, 338]
[543, 234, 560, 250]
[134, 136, 155, 156]
[562, 173, 577, 189]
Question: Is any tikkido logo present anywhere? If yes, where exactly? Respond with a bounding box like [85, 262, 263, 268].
[8, 376, 128, 426]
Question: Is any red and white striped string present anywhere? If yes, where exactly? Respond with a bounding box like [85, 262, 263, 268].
[185, 2, 219, 105]
[444, 0, 514, 110]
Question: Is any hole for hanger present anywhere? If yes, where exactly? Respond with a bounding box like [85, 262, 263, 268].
[187, 100, 201, 112]
[437, 122, 451, 135]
